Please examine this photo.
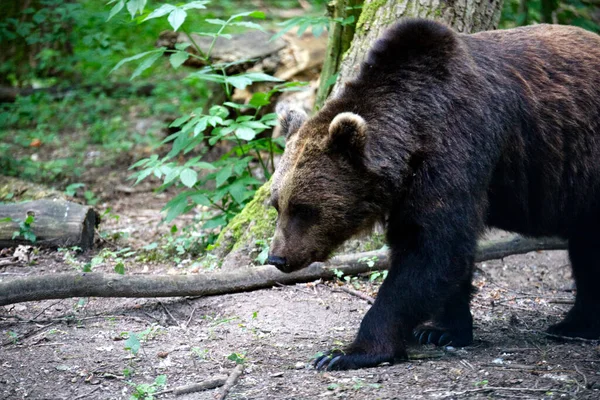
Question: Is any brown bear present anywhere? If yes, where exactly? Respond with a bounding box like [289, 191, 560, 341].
[267, 18, 600, 370]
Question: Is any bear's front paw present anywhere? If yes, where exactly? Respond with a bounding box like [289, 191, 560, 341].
[313, 348, 404, 371]
[413, 326, 473, 347]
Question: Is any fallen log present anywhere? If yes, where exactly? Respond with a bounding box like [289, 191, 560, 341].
[0, 199, 98, 251]
[0, 235, 566, 306]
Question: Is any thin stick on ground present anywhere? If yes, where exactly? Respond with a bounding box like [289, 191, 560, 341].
[423, 386, 568, 398]
[338, 286, 375, 304]
[217, 364, 244, 400]
[154, 375, 227, 396]
[0, 235, 567, 307]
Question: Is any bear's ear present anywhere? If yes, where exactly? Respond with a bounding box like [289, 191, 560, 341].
[326, 112, 367, 157]
[276, 103, 307, 140]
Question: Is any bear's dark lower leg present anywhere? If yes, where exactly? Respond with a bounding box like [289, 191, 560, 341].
[547, 232, 600, 339]
[413, 280, 474, 347]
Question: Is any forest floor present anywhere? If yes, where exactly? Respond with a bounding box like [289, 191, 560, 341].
[1, 173, 600, 400]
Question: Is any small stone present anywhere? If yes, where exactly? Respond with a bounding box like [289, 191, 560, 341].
[295, 362, 305, 369]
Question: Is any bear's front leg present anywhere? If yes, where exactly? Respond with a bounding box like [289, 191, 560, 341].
[315, 219, 478, 371]
[314, 290, 409, 370]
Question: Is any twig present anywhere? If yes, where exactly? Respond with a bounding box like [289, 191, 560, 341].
[338, 286, 375, 304]
[0, 258, 19, 267]
[217, 364, 244, 400]
[159, 301, 179, 326]
[575, 364, 587, 391]
[32, 299, 64, 320]
[185, 306, 196, 329]
[155, 375, 227, 396]
[540, 331, 600, 343]
[424, 386, 568, 397]
[1, 323, 55, 347]
[72, 387, 100, 400]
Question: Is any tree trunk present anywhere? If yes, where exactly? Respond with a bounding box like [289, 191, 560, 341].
[214, 0, 505, 268]
[331, 0, 504, 97]
[315, 0, 363, 110]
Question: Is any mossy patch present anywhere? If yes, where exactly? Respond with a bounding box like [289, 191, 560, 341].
[356, 0, 389, 33]
[211, 180, 277, 257]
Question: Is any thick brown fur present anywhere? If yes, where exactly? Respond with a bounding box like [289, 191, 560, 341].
[267, 19, 600, 370]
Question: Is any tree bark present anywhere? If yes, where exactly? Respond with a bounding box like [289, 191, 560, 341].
[0, 199, 97, 251]
[331, 0, 504, 97]
[0, 235, 566, 306]
[315, 0, 363, 110]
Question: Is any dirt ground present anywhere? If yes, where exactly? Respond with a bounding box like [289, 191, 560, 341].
[1, 188, 600, 399]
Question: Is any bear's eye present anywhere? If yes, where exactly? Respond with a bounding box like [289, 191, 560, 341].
[289, 203, 319, 220]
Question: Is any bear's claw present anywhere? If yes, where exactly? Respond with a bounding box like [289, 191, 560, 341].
[412, 327, 473, 347]
[313, 349, 399, 371]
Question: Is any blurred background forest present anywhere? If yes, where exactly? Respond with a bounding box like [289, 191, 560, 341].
[1, 0, 598, 263]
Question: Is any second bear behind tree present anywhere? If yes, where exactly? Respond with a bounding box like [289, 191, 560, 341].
[267, 19, 600, 370]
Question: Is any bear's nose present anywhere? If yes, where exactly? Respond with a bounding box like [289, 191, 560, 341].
[267, 255, 287, 270]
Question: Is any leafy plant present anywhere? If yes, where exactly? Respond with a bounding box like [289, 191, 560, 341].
[227, 352, 247, 364]
[108, 1, 307, 248]
[128, 375, 167, 400]
[272, 3, 361, 41]
[12, 213, 36, 243]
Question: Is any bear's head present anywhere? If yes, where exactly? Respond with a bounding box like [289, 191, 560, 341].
[267, 104, 384, 273]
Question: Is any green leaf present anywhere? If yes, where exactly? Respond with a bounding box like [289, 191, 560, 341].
[143, 4, 175, 21]
[232, 11, 265, 19]
[181, 1, 209, 10]
[175, 42, 192, 51]
[169, 51, 189, 69]
[215, 166, 232, 187]
[126, 0, 146, 18]
[154, 375, 167, 386]
[235, 126, 256, 141]
[190, 193, 211, 206]
[209, 105, 228, 118]
[180, 168, 198, 188]
[114, 262, 125, 275]
[193, 118, 208, 136]
[206, 18, 227, 25]
[202, 215, 227, 230]
[107, 0, 124, 21]
[170, 115, 191, 128]
[242, 72, 283, 83]
[168, 8, 187, 32]
[124, 333, 141, 355]
[196, 161, 216, 170]
[65, 183, 85, 197]
[226, 76, 253, 90]
[111, 49, 161, 74]
[230, 21, 265, 32]
[312, 23, 325, 38]
[227, 181, 252, 204]
[164, 196, 188, 223]
[0, 217, 12, 223]
[131, 50, 165, 80]
[249, 92, 270, 107]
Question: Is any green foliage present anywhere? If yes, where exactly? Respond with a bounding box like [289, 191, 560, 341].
[273, 13, 357, 40]
[227, 352, 247, 364]
[128, 375, 167, 400]
[109, 1, 308, 248]
[500, 0, 599, 32]
[12, 214, 36, 243]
